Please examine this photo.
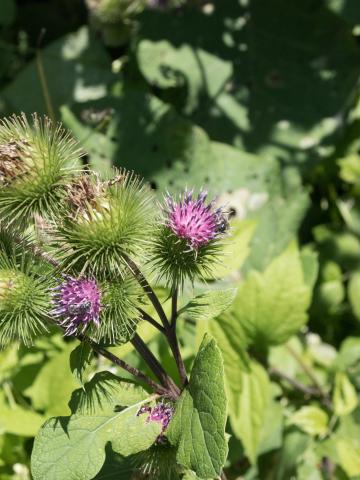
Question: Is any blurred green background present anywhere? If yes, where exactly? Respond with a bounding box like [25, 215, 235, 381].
[1, 0, 360, 479]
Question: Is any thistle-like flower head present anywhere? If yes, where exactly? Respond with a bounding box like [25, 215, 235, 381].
[152, 190, 229, 288]
[166, 190, 228, 249]
[0, 232, 51, 347]
[52, 277, 101, 336]
[137, 402, 174, 443]
[56, 169, 155, 279]
[0, 114, 81, 226]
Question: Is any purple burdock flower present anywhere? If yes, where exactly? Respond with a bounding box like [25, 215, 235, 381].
[166, 190, 228, 249]
[137, 403, 174, 443]
[51, 277, 101, 336]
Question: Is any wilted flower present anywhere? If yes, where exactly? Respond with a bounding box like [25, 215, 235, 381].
[65, 173, 105, 218]
[0, 141, 29, 185]
[166, 190, 228, 249]
[138, 402, 174, 442]
[51, 277, 101, 336]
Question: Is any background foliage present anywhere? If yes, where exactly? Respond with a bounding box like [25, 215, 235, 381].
[1, 0, 360, 479]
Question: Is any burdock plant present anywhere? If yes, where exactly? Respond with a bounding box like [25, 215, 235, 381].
[0, 114, 231, 480]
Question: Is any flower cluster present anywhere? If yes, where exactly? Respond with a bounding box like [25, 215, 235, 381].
[51, 277, 101, 336]
[137, 402, 174, 443]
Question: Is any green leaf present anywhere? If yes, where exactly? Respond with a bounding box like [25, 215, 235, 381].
[0, 433, 27, 467]
[93, 447, 137, 480]
[336, 337, 360, 371]
[348, 271, 360, 321]
[334, 410, 360, 477]
[288, 406, 329, 436]
[233, 242, 313, 347]
[3, 27, 115, 115]
[62, 94, 278, 199]
[0, 0, 15, 26]
[69, 371, 149, 415]
[138, 2, 360, 169]
[275, 430, 311, 480]
[0, 344, 18, 383]
[24, 342, 79, 417]
[258, 398, 284, 456]
[336, 438, 360, 477]
[296, 448, 323, 480]
[333, 372, 358, 416]
[179, 288, 237, 322]
[338, 154, 360, 186]
[314, 225, 360, 271]
[300, 247, 319, 291]
[245, 190, 310, 272]
[210, 219, 257, 279]
[209, 311, 250, 432]
[229, 360, 270, 463]
[31, 393, 161, 480]
[0, 393, 45, 437]
[137, 39, 233, 114]
[70, 342, 93, 386]
[167, 335, 228, 478]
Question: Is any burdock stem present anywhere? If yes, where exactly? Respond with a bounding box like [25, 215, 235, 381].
[168, 288, 188, 386]
[125, 256, 188, 387]
[125, 255, 170, 329]
[171, 288, 178, 326]
[77, 334, 169, 396]
[131, 333, 180, 398]
[138, 308, 165, 333]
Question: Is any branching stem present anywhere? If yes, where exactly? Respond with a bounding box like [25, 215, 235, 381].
[285, 343, 332, 408]
[167, 287, 188, 386]
[269, 367, 324, 397]
[131, 333, 180, 398]
[166, 327, 188, 387]
[124, 255, 170, 329]
[77, 334, 170, 397]
[138, 308, 165, 333]
[125, 256, 188, 387]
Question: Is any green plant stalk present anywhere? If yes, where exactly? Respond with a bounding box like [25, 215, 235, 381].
[131, 332, 180, 398]
[77, 333, 170, 397]
[269, 366, 326, 400]
[125, 256, 188, 386]
[286, 343, 332, 409]
[138, 307, 165, 333]
[124, 255, 170, 328]
[168, 288, 188, 385]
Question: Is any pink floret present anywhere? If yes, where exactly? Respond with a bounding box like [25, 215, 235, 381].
[51, 277, 101, 336]
[166, 190, 227, 249]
